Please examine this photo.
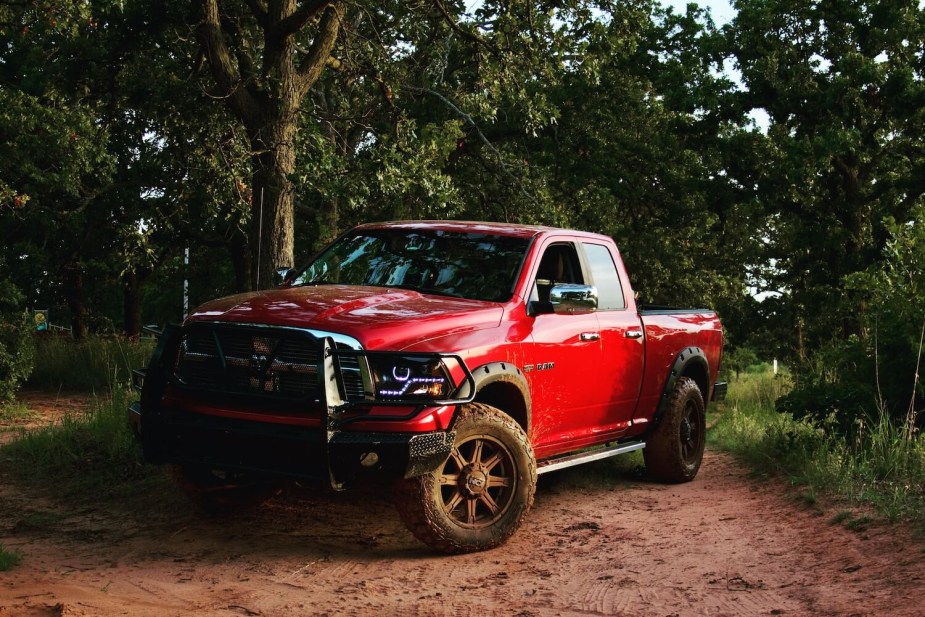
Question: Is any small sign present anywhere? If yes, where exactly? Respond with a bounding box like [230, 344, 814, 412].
[34, 309, 48, 332]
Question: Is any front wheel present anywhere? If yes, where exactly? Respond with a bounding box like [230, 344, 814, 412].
[395, 403, 537, 554]
[643, 376, 706, 483]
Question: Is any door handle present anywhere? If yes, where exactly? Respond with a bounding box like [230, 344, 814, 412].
[625, 329, 644, 339]
[580, 332, 600, 342]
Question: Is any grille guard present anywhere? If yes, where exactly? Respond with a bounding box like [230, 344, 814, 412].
[135, 324, 475, 490]
[139, 322, 476, 423]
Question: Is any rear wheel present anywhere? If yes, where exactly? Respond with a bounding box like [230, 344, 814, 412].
[395, 403, 536, 553]
[168, 464, 279, 513]
[644, 376, 706, 483]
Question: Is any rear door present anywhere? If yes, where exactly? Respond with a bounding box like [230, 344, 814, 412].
[580, 242, 645, 434]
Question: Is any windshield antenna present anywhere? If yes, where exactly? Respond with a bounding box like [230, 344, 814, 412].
[255, 187, 264, 291]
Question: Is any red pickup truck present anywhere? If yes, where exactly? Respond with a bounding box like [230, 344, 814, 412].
[131, 221, 725, 553]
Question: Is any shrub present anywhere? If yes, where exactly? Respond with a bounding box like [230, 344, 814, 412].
[0, 277, 34, 403]
[780, 208, 925, 434]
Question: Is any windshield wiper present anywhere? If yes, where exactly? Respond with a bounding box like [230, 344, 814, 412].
[383, 284, 462, 299]
[297, 280, 337, 287]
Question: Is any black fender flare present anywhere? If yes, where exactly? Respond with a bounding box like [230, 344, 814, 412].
[649, 346, 710, 432]
[453, 361, 532, 433]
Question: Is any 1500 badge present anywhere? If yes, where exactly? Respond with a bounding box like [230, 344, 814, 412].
[523, 362, 555, 373]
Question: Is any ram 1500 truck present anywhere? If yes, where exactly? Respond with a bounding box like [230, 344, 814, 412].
[130, 221, 725, 553]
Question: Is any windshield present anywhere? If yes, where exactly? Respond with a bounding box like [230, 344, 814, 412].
[293, 229, 531, 302]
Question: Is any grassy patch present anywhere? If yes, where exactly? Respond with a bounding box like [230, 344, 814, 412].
[0, 400, 34, 422]
[711, 370, 925, 528]
[0, 544, 23, 571]
[27, 336, 154, 393]
[1, 387, 164, 501]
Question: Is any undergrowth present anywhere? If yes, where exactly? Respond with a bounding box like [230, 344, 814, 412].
[711, 369, 925, 528]
[27, 336, 154, 393]
[1, 387, 164, 500]
[0, 543, 22, 571]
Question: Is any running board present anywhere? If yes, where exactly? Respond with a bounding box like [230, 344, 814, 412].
[537, 441, 646, 475]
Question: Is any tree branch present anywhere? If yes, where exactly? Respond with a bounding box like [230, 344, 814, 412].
[277, 0, 331, 38]
[196, 0, 261, 126]
[242, 0, 269, 28]
[295, 3, 342, 100]
[432, 0, 495, 52]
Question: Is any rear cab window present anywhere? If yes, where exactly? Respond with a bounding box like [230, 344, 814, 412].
[582, 243, 626, 310]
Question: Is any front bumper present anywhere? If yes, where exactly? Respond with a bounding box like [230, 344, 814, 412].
[128, 324, 471, 489]
[129, 402, 454, 485]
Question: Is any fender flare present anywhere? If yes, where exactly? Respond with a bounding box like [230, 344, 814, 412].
[139, 324, 181, 463]
[453, 361, 532, 433]
[650, 346, 710, 431]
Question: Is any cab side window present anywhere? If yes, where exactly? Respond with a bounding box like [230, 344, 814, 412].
[582, 243, 625, 310]
[534, 243, 584, 302]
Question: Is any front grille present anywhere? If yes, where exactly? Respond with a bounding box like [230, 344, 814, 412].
[172, 323, 365, 404]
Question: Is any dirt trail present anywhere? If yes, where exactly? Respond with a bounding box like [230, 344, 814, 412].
[1, 400, 924, 616]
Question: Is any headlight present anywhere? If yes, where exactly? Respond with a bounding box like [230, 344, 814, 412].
[367, 355, 452, 401]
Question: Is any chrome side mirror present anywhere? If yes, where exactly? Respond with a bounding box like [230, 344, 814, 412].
[550, 284, 597, 315]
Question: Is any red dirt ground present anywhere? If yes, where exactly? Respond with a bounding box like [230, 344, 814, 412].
[1, 393, 924, 616]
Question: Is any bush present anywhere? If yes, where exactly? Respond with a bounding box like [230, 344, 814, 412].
[780, 209, 925, 434]
[27, 336, 154, 392]
[0, 277, 34, 403]
[713, 371, 925, 526]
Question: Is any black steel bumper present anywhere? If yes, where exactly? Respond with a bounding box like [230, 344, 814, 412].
[128, 402, 455, 486]
[128, 324, 471, 489]
[712, 381, 728, 402]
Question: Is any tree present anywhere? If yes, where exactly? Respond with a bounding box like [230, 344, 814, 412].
[727, 0, 925, 358]
[195, 0, 343, 290]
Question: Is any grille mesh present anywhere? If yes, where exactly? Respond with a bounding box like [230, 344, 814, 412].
[173, 324, 364, 403]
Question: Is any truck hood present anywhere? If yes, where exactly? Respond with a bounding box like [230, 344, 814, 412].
[185, 284, 504, 350]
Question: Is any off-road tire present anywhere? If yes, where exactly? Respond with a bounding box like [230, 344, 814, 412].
[643, 376, 706, 483]
[395, 403, 537, 554]
[168, 464, 279, 513]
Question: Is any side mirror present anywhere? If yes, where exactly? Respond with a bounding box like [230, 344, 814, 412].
[549, 284, 597, 315]
[275, 266, 297, 286]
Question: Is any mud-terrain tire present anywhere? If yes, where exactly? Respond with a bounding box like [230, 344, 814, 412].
[168, 464, 279, 513]
[643, 376, 706, 483]
[395, 403, 537, 554]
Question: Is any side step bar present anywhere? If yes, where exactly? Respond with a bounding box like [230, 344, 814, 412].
[537, 441, 645, 475]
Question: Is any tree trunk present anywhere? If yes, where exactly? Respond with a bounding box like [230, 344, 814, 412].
[122, 270, 142, 339]
[229, 228, 252, 293]
[197, 0, 342, 291]
[65, 265, 89, 340]
[250, 118, 297, 290]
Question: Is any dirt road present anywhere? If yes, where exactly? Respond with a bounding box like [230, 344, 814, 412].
[1, 408, 924, 616]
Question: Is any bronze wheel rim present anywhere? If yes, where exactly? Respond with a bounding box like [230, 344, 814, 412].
[438, 434, 517, 529]
[679, 400, 702, 464]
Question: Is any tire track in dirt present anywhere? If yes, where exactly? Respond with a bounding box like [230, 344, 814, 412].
[2, 450, 924, 616]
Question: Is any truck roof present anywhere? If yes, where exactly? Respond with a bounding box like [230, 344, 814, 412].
[353, 220, 613, 242]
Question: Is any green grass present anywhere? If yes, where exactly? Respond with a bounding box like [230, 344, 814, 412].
[0, 400, 34, 422]
[711, 369, 925, 528]
[27, 336, 154, 393]
[1, 387, 164, 500]
[0, 544, 23, 571]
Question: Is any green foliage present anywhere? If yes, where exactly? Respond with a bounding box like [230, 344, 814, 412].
[722, 347, 760, 379]
[727, 0, 925, 357]
[713, 370, 925, 526]
[0, 272, 34, 403]
[27, 336, 154, 393]
[0, 544, 23, 572]
[779, 203, 925, 431]
[2, 388, 162, 499]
